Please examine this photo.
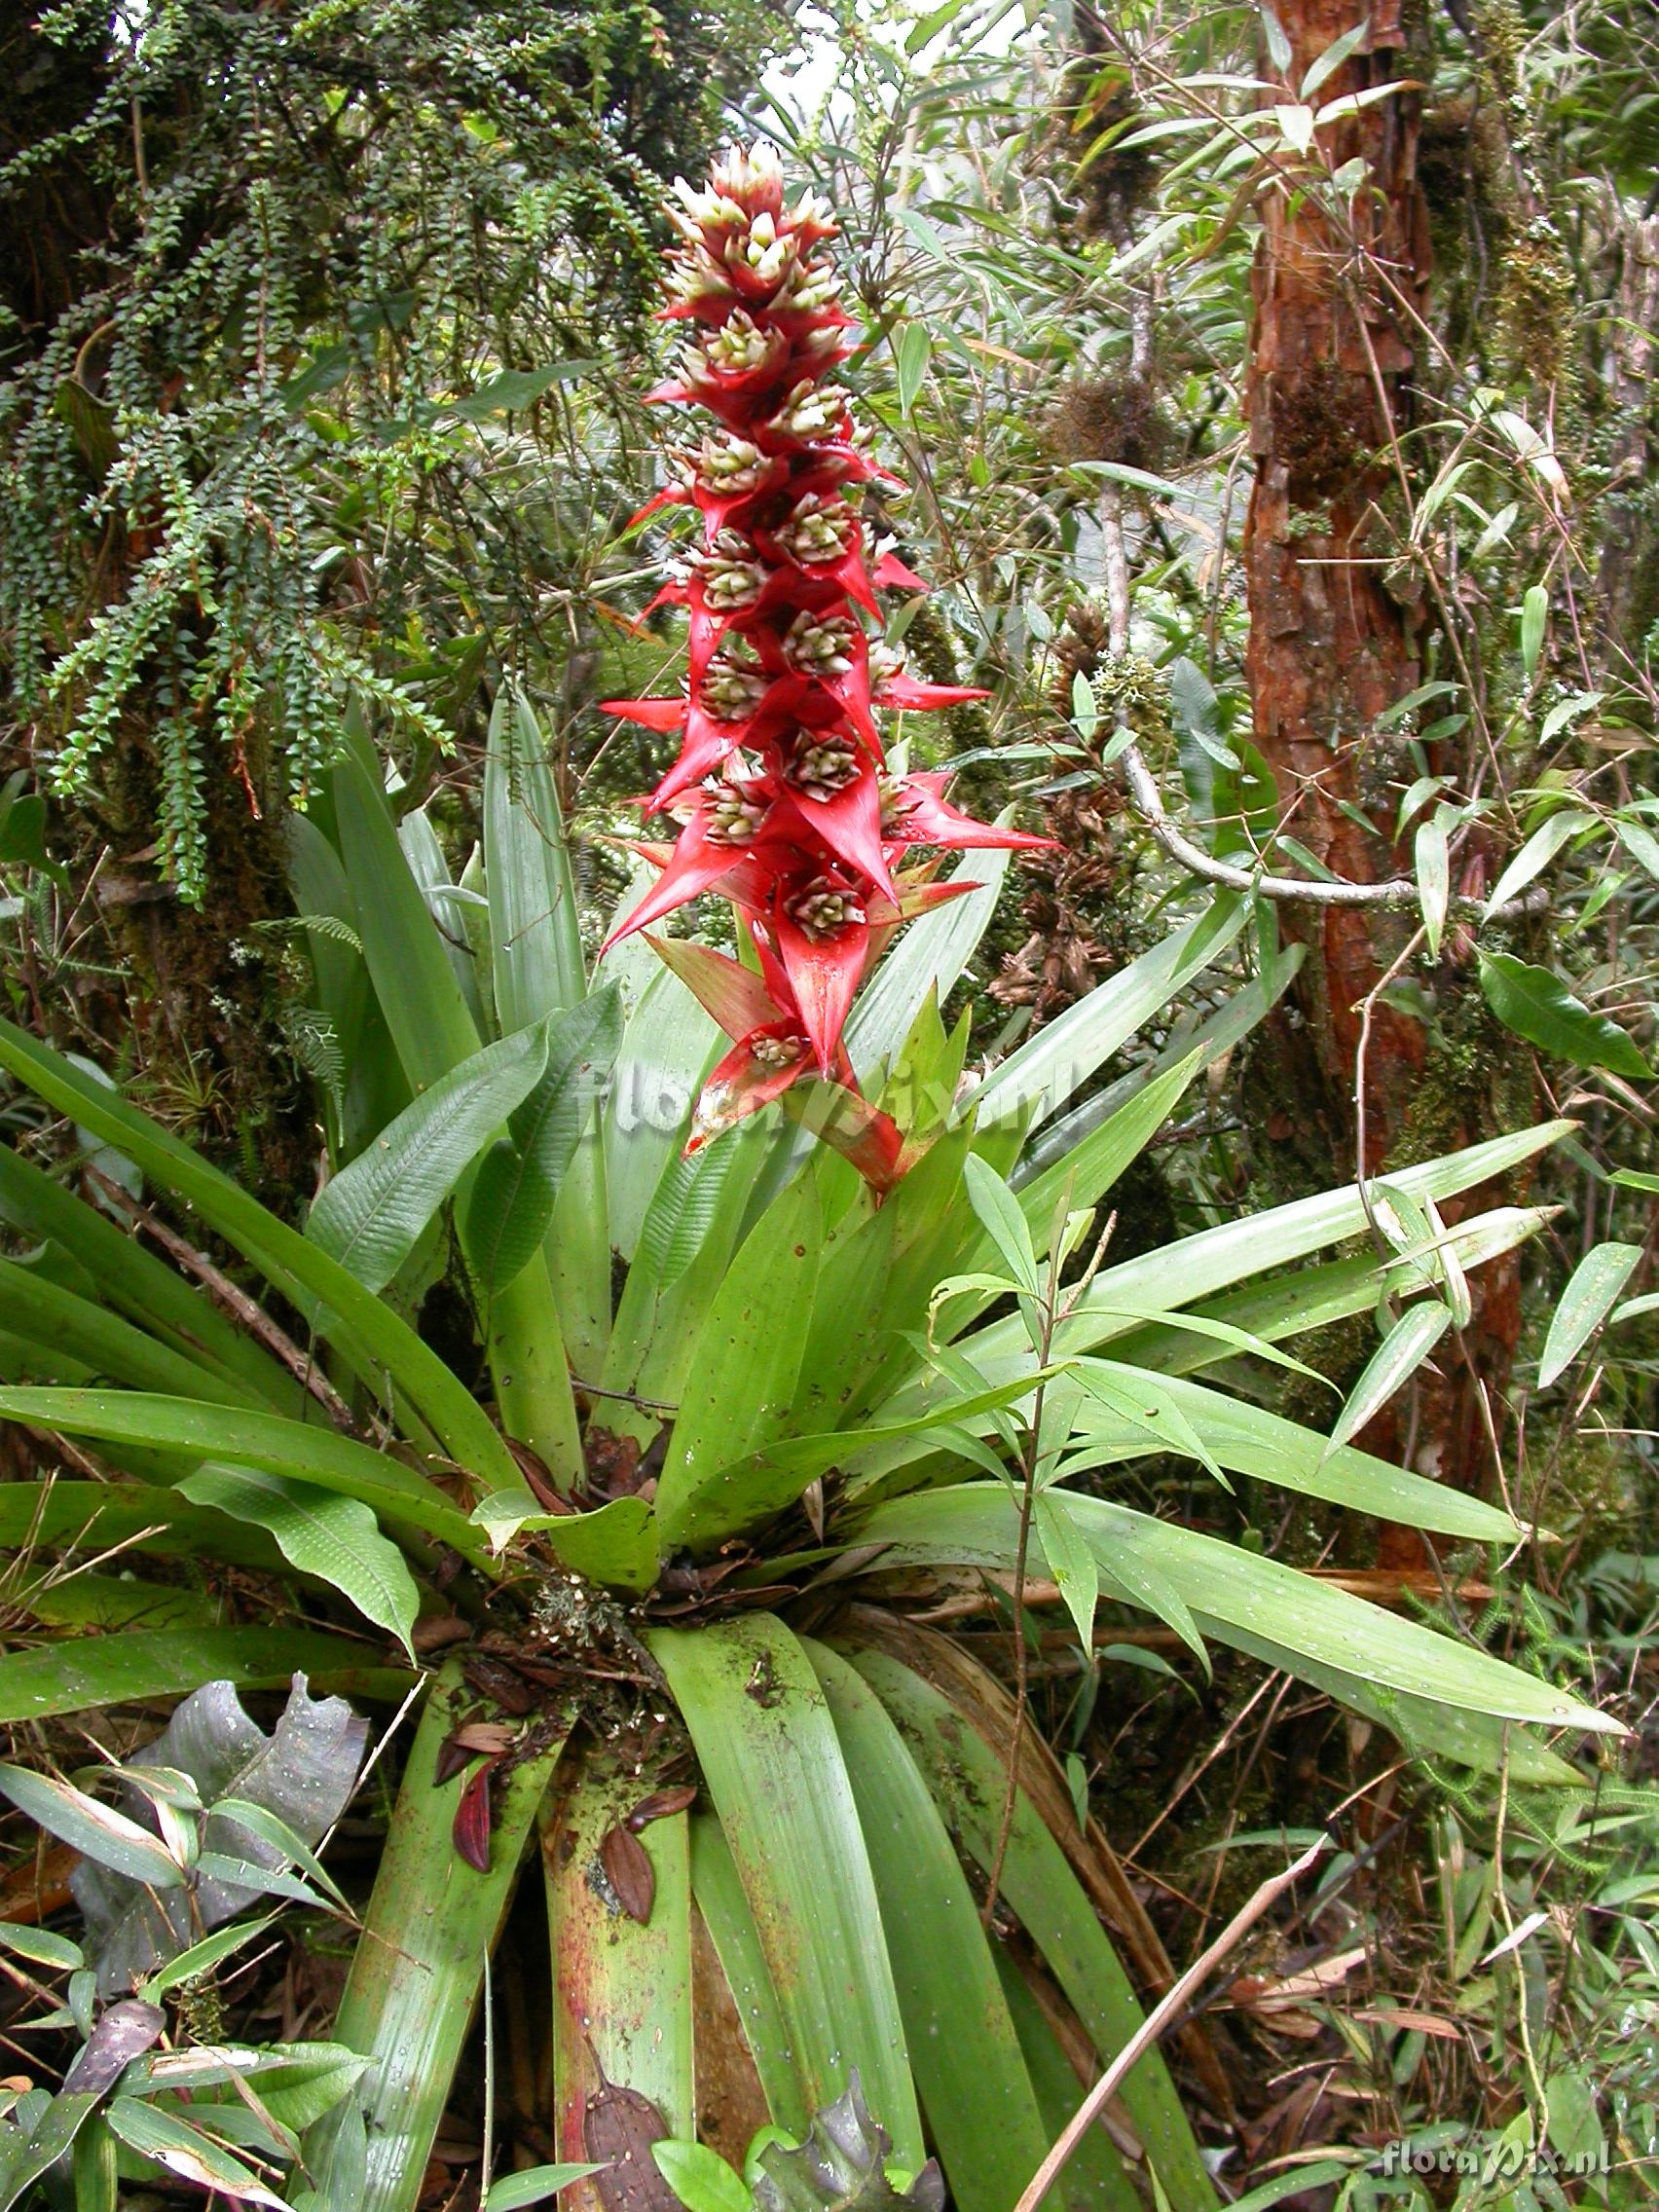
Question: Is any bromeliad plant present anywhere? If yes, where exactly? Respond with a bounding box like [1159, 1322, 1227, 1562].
[0, 150, 1622, 2212]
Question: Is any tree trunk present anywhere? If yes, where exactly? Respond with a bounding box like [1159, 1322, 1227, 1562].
[1242, 0, 1429, 1163]
[1241, 0, 1522, 1522]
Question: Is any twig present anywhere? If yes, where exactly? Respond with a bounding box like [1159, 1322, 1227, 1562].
[1089, 498, 1537, 917]
[1012, 1840, 1328, 2212]
[1116, 739, 1545, 917]
[86, 1167, 364, 1434]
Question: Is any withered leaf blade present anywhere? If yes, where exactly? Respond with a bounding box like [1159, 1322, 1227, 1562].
[625, 1785, 697, 1833]
[434, 1708, 488, 1787]
[452, 1760, 496, 1872]
[451, 1720, 517, 1758]
[411, 1614, 472, 1655]
[599, 1822, 655, 1924]
[584, 2074, 674, 2212]
[63, 1999, 166, 2095]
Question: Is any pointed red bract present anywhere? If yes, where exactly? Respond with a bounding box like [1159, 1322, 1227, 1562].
[611, 143, 1051, 1189]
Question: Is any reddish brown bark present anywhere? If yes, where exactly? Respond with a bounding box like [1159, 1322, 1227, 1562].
[1242, 0, 1430, 1167]
[1241, 2, 1521, 1519]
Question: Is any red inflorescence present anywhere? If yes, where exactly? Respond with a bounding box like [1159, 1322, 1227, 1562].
[601, 145, 1047, 1192]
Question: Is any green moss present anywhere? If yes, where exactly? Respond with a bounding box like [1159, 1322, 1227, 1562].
[1379, 972, 1534, 1177]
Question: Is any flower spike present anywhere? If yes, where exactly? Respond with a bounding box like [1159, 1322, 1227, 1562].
[607, 143, 1051, 1189]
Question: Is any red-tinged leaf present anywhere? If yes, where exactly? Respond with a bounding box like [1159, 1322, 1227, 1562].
[774, 908, 870, 1072]
[871, 549, 930, 592]
[888, 774, 1055, 853]
[599, 1822, 656, 1924]
[600, 696, 687, 734]
[687, 1028, 813, 1150]
[629, 576, 688, 633]
[602, 819, 754, 949]
[895, 876, 981, 919]
[646, 702, 756, 805]
[63, 2000, 166, 2094]
[825, 541, 880, 617]
[622, 484, 690, 532]
[452, 1720, 517, 1757]
[453, 1759, 496, 1871]
[625, 1785, 698, 1832]
[776, 775, 895, 899]
[644, 934, 780, 1041]
[434, 1713, 487, 1786]
[784, 1081, 908, 1196]
[877, 673, 990, 712]
[412, 1614, 473, 1656]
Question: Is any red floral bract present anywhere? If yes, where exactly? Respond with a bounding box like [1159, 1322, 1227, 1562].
[602, 145, 1047, 1192]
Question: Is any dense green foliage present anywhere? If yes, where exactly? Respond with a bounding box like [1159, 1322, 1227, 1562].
[0, 0, 776, 895]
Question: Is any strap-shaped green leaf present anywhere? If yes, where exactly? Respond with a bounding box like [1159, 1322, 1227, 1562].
[967, 896, 1245, 1132]
[847, 1645, 1215, 2212]
[688, 1815, 805, 2133]
[1325, 1303, 1453, 1457]
[806, 1641, 1052, 2212]
[853, 1488, 1615, 1736]
[654, 1176, 823, 1551]
[319, 1663, 569, 2212]
[485, 690, 587, 1029]
[0, 1016, 528, 1502]
[0, 1628, 406, 1725]
[332, 752, 480, 1091]
[0, 1388, 482, 1555]
[650, 1618, 923, 2169]
[1063, 1363, 1517, 1540]
[954, 1119, 1572, 1382]
[0, 1764, 185, 1888]
[309, 1024, 551, 1293]
[461, 988, 622, 1296]
[0, 1142, 291, 1409]
[0, 1257, 258, 1408]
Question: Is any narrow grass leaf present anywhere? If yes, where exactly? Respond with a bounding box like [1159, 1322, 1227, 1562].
[962, 1155, 1038, 1292]
[1477, 952, 1650, 1080]
[0, 1765, 183, 1888]
[1538, 1242, 1643, 1387]
[485, 2167, 606, 2211]
[1033, 1493, 1099, 1655]
[1325, 1303, 1452, 1456]
[106, 2097, 293, 2209]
